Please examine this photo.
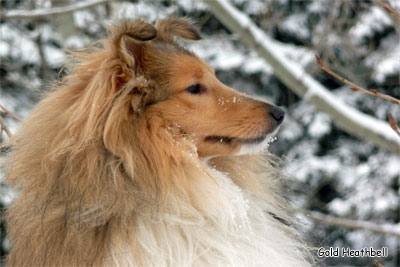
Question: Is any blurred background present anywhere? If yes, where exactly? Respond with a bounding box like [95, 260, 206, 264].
[0, 0, 399, 266]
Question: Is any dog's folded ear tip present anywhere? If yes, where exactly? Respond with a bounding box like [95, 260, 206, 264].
[124, 28, 158, 43]
[140, 29, 158, 41]
[154, 17, 202, 42]
[112, 20, 158, 44]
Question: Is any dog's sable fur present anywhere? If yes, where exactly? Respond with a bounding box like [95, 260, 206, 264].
[6, 18, 312, 266]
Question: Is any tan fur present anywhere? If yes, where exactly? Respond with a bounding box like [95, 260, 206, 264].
[5, 19, 312, 266]
[154, 17, 201, 43]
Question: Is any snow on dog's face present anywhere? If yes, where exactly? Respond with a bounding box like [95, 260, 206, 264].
[117, 18, 284, 158]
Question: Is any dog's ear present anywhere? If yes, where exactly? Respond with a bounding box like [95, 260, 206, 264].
[112, 20, 157, 71]
[154, 17, 201, 43]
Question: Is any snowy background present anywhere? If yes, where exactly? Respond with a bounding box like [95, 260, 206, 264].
[1, 0, 399, 266]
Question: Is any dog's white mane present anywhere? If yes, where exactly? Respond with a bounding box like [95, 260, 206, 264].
[106, 158, 311, 267]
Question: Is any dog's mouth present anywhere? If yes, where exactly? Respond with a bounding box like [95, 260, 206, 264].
[204, 135, 267, 144]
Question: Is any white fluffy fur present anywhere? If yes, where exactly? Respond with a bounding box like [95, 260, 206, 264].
[106, 159, 311, 267]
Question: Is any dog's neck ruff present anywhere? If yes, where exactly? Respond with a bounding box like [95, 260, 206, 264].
[106, 160, 310, 267]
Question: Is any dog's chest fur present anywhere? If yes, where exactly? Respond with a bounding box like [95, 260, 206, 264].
[106, 163, 309, 267]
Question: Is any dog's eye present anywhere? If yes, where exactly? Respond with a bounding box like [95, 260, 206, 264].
[186, 84, 204, 94]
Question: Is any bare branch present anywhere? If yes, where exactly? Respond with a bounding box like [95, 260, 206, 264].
[296, 209, 400, 238]
[34, 32, 52, 81]
[1, 0, 110, 20]
[316, 55, 400, 105]
[374, 0, 400, 18]
[0, 116, 12, 138]
[388, 114, 400, 137]
[206, 0, 400, 154]
[0, 104, 20, 121]
[373, 259, 385, 267]
[316, 56, 400, 137]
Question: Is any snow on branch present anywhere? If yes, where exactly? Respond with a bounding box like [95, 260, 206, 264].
[206, 0, 400, 155]
[297, 209, 400, 238]
[1, 0, 110, 20]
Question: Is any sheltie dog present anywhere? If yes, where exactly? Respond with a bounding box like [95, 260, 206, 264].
[5, 18, 312, 266]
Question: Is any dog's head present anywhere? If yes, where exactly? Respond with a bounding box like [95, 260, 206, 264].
[108, 18, 284, 158]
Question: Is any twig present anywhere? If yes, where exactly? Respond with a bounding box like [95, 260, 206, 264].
[374, 0, 400, 18]
[34, 31, 52, 81]
[315, 55, 400, 138]
[1, 0, 110, 20]
[315, 55, 400, 105]
[296, 209, 400, 238]
[0, 116, 12, 138]
[388, 114, 400, 137]
[373, 259, 385, 267]
[0, 104, 20, 121]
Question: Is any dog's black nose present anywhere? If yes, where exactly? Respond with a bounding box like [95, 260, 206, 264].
[269, 106, 285, 124]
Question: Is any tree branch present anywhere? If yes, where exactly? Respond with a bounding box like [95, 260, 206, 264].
[0, 104, 20, 121]
[34, 32, 52, 81]
[388, 114, 400, 137]
[316, 55, 400, 137]
[373, 259, 385, 267]
[0, 104, 17, 140]
[206, 0, 400, 155]
[316, 55, 400, 105]
[1, 0, 110, 20]
[296, 209, 400, 238]
[0, 116, 12, 138]
[374, 0, 400, 18]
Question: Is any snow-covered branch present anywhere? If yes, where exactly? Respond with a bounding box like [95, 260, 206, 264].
[206, 0, 400, 155]
[1, 0, 110, 20]
[297, 209, 400, 238]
